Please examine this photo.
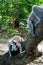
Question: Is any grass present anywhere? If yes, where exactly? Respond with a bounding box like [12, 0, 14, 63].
[0, 38, 7, 43]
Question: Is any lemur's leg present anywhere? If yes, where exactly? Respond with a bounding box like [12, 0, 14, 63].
[17, 43, 22, 53]
[7, 39, 13, 58]
[17, 43, 25, 54]
[8, 45, 12, 58]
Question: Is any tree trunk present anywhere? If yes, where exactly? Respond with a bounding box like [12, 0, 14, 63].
[14, 18, 19, 28]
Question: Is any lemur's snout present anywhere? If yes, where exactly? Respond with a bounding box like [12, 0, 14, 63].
[12, 40, 16, 45]
[14, 42, 16, 45]
[16, 45, 18, 48]
[12, 40, 18, 48]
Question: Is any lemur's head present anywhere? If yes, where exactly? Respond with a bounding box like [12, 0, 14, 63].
[12, 40, 18, 49]
[12, 35, 24, 43]
[10, 35, 24, 51]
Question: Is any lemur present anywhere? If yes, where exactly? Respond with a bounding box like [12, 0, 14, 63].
[7, 35, 25, 58]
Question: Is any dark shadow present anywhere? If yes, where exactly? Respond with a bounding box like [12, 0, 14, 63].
[0, 51, 42, 65]
[0, 55, 2, 57]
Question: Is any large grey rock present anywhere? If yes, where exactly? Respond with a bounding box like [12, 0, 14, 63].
[33, 5, 43, 18]
[25, 19, 43, 56]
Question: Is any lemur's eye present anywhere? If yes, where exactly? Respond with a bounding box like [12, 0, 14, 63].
[14, 42, 16, 45]
[12, 40, 16, 45]
[13, 42, 16, 45]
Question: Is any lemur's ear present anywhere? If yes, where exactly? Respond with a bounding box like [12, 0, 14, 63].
[20, 37, 24, 42]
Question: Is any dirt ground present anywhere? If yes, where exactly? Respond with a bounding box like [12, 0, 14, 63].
[0, 43, 8, 55]
[0, 43, 43, 65]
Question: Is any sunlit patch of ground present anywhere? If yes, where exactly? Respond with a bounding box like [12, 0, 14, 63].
[0, 43, 8, 55]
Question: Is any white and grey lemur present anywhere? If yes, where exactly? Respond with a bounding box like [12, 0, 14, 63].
[7, 35, 25, 58]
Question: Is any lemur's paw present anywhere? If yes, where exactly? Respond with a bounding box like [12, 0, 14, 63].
[8, 55, 12, 58]
[20, 50, 25, 54]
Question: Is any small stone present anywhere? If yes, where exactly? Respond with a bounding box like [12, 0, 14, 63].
[26, 64, 29, 65]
